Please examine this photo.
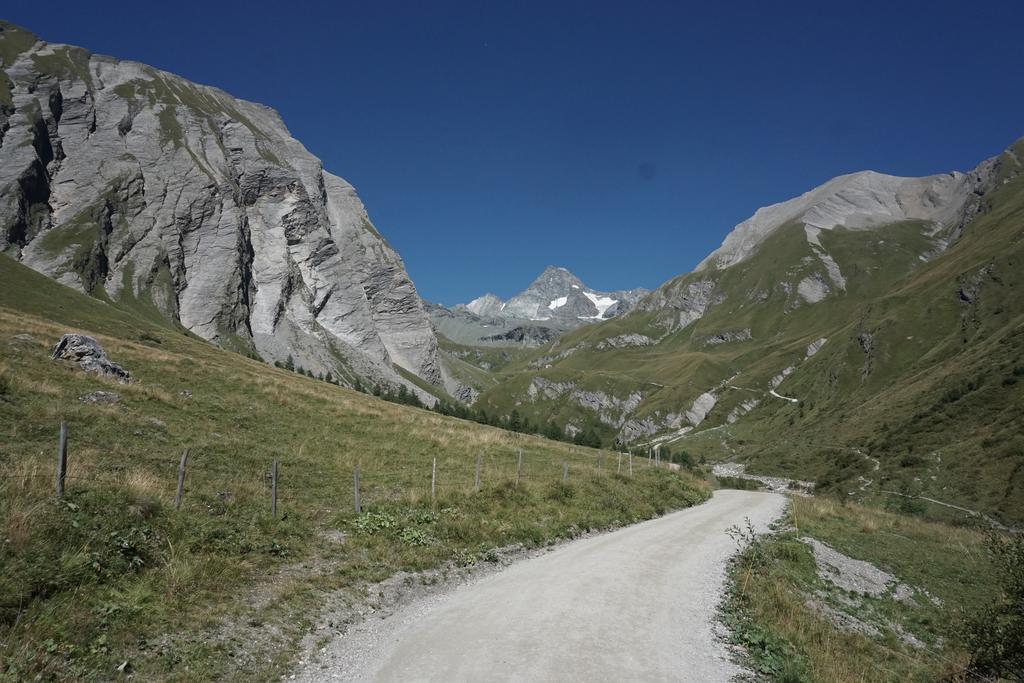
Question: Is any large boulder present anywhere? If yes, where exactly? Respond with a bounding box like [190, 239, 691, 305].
[52, 334, 131, 383]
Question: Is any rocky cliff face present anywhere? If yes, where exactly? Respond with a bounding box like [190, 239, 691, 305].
[0, 22, 444, 396]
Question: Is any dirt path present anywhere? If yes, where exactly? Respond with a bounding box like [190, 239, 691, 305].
[293, 490, 786, 682]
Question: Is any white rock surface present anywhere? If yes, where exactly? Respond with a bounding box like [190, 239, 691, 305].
[805, 337, 828, 358]
[698, 170, 975, 271]
[0, 24, 442, 396]
[685, 391, 718, 426]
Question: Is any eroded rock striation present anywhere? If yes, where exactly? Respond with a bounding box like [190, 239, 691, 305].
[0, 22, 442, 398]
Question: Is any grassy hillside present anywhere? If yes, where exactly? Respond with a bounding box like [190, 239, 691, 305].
[0, 255, 708, 681]
[475, 138, 1024, 526]
[724, 496, 1008, 681]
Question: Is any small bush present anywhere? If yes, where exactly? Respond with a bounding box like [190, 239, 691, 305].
[960, 532, 1024, 679]
[351, 511, 398, 535]
[546, 481, 575, 502]
[0, 373, 11, 398]
[899, 454, 925, 467]
[717, 475, 760, 491]
[398, 526, 433, 547]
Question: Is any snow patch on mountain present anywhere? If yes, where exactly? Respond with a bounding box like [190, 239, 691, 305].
[581, 291, 618, 319]
[548, 296, 568, 311]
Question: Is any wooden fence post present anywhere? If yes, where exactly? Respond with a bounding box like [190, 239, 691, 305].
[56, 421, 68, 499]
[174, 448, 189, 510]
[431, 457, 437, 502]
[598, 450, 603, 471]
[271, 459, 279, 518]
[475, 453, 481, 492]
[563, 462, 569, 483]
[353, 467, 361, 514]
[629, 452, 633, 476]
[515, 449, 522, 488]
[617, 452, 622, 474]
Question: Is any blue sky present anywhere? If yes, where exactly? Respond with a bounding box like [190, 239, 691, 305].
[6, 1, 1024, 304]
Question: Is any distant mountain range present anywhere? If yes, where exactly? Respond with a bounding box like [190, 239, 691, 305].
[427, 266, 647, 346]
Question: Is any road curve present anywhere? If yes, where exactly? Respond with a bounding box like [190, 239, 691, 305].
[300, 489, 786, 682]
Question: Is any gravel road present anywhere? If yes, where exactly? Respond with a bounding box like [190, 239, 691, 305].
[294, 489, 786, 682]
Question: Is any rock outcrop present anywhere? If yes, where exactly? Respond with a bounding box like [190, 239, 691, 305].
[0, 22, 442, 398]
[52, 333, 130, 382]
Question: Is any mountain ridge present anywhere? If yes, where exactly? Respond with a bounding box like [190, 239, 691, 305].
[459, 265, 648, 324]
[427, 265, 647, 349]
[473, 134, 1024, 523]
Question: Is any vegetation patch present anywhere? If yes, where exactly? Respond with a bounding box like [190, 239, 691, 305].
[721, 496, 1006, 681]
[0, 254, 709, 681]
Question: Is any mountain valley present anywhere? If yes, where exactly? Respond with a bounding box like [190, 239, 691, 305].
[2, 15, 1024, 682]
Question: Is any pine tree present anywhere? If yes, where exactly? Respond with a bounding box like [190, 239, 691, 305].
[284, 355, 295, 372]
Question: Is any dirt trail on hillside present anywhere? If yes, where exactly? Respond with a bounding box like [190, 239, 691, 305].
[294, 490, 786, 682]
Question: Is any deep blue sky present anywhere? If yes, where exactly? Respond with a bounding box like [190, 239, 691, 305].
[6, 2, 1024, 304]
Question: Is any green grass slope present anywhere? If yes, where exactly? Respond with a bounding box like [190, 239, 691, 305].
[0, 254, 708, 680]
[478, 138, 1024, 526]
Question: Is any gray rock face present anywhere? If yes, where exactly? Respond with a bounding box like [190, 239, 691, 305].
[525, 376, 644, 429]
[80, 390, 121, 404]
[596, 334, 655, 350]
[697, 170, 982, 272]
[700, 329, 751, 346]
[463, 293, 504, 318]
[0, 23, 442, 397]
[637, 277, 719, 331]
[52, 333, 130, 382]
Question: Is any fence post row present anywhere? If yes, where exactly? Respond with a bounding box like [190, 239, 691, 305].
[56, 421, 68, 499]
[174, 448, 189, 510]
[353, 466, 361, 514]
[271, 459, 279, 518]
[47, 433, 665, 518]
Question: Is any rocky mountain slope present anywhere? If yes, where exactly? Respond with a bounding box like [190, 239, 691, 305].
[475, 137, 1024, 524]
[0, 21, 448, 399]
[429, 266, 647, 346]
